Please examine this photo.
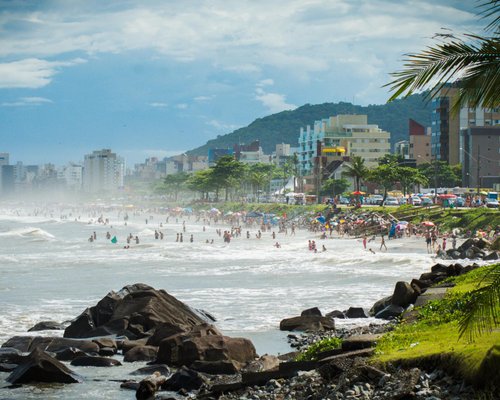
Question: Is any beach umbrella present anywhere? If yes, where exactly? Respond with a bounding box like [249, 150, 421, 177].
[398, 221, 409, 225]
[352, 191, 365, 195]
[422, 221, 435, 227]
[316, 216, 326, 224]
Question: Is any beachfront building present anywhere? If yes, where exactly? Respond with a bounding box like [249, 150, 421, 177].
[409, 119, 431, 165]
[395, 140, 409, 159]
[298, 114, 391, 176]
[431, 84, 500, 164]
[83, 149, 125, 193]
[58, 163, 83, 190]
[460, 126, 500, 189]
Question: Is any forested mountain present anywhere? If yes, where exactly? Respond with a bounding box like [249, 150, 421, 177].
[188, 94, 432, 156]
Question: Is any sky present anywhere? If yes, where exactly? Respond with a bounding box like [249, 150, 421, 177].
[0, 0, 482, 166]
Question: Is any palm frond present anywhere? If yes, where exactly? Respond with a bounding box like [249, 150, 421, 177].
[385, 34, 500, 109]
[458, 264, 500, 342]
[476, 0, 500, 32]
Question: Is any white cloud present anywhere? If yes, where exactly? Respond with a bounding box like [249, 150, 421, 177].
[256, 79, 274, 87]
[194, 95, 214, 102]
[149, 102, 168, 108]
[176, 103, 188, 109]
[2, 96, 53, 106]
[206, 119, 239, 131]
[0, 58, 86, 89]
[255, 86, 297, 114]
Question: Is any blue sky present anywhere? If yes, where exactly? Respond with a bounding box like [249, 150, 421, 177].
[0, 0, 481, 166]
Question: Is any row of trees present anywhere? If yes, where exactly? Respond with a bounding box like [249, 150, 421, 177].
[156, 156, 295, 202]
[339, 154, 462, 200]
[156, 153, 463, 203]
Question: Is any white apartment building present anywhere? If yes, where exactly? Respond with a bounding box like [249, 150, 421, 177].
[83, 149, 124, 193]
[58, 163, 83, 190]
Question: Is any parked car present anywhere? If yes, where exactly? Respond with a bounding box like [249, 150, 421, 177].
[455, 197, 466, 207]
[411, 196, 422, 205]
[385, 197, 399, 206]
[421, 197, 433, 206]
[368, 195, 384, 205]
[485, 198, 499, 208]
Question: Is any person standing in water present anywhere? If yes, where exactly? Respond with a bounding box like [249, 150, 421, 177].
[380, 235, 387, 251]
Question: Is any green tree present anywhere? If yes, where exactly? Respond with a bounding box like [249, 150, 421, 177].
[186, 169, 215, 200]
[321, 178, 350, 197]
[212, 156, 246, 201]
[160, 172, 189, 201]
[395, 166, 429, 195]
[417, 161, 461, 188]
[368, 164, 398, 203]
[247, 163, 275, 202]
[378, 154, 404, 166]
[342, 156, 368, 192]
[386, 1, 500, 111]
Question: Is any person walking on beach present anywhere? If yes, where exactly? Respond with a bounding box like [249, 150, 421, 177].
[362, 234, 367, 249]
[380, 235, 387, 251]
[426, 232, 432, 253]
[442, 237, 447, 251]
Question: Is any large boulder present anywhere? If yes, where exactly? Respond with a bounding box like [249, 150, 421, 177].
[279, 315, 335, 332]
[375, 304, 404, 320]
[157, 325, 257, 367]
[345, 307, 369, 318]
[70, 356, 122, 367]
[391, 281, 418, 308]
[161, 366, 208, 391]
[1, 336, 99, 354]
[369, 296, 392, 317]
[123, 345, 158, 362]
[28, 321, 65, 332]
[7, 348, 82, 384]
[64, 284, 207, 340]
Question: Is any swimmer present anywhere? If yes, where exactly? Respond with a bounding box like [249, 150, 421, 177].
[322, 245, 327, 252]
[369, 248, 376, 254]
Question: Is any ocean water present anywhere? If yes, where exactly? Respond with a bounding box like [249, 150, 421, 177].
[0, 204, 436, 399]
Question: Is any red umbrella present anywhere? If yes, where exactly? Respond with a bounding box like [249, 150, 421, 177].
[352, 191, 365, 195]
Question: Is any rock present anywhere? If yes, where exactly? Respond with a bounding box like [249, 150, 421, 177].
[120, 380, 139, 390]
[157, 330, 257, 367]
[190, 360, 238, 375]
[64, 283, 207, 340]
[279, 315, 335, 331]
[130, 364, 170, 376]
[28, 321, 65, 332]
[369, 296, 392, 317]
[301, 307, 322, 316]
[375, 304, 404, 320]
[414, 287, 448, 307]
[92, 337, 117, 351]
[430, 263, 449, 274]
[123, 345, 158, 362]
[242, 354, 280, 373]
[391, 281, 418, 308]
[0, 347, 25, 365]
[54, 347, 88, 361]
[98, 347, 116, 357]
[70, 356, 122, 367]
[483, 251, 499, 261]
[1, 336, 99, 355]
[136, 371, 168, 400]
[345, 307, 369, 318]
[7, 348, 82, 384]
[162, 366, 207, 391]
[391, 367, 420, 399]
[326, 310, 346, 319]
[341, 334, 383, 351]
[121, 338, 149, 353]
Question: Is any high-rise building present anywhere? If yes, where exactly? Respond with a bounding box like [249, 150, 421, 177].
[298, 114, 391, 175]
[83, 149, 124, 193]
[395, 141, 409, 159]
[460, 126, 500, 189]
[431, 85, 500, 164]
[58, 163, 83, 190]
[0, 152, 14, 195]
[0, 153, 9, 166]
[408, 119, 431, 165]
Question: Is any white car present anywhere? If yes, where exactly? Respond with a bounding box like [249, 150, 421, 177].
[385, 197, 399, 206]
[411, 196, 422, 205]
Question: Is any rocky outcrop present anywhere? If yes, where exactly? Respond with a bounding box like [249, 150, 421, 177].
[280, 315, 335, 331]
[28, 321, 65, 332]
[1, 336, 99, 355]
[157, 325, 257, 367]
[161, 366, 208, 391]
[7, 348, 82, 384]
[64, 283, 207, 340]
[445, 237, 498, 260]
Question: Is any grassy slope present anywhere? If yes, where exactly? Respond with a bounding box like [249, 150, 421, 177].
[374, 264, 500, 385]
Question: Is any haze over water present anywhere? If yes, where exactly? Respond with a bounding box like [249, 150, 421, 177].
[0, 203, 435, 399]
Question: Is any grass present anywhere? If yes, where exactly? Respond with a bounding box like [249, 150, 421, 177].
[373, 263, 500, 386]
[295, 337, 343, 361]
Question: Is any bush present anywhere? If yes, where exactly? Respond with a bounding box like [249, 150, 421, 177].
[295, 337, 342, 361]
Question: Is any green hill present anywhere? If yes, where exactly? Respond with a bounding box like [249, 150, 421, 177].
[188, 94, 432, 156]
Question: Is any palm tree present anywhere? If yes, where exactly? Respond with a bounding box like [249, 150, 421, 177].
[386, 0, 499, 340]
[385, 1, 500, 111]
[342, 156, 368, 192]
[459, 263, 500, 342]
